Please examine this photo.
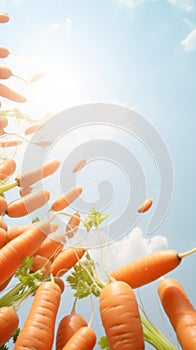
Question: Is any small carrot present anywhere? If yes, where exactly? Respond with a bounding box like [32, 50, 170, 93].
[158, 277, 196, 350]
[16, 159, 61, 187]
[0, 158, 16, 180]
[0, 139, 22, 147]
[51, 247, 85, 277]
[14, 281, 61, 350]
[0, 13, 9, 23]
[19, 186, 32, 196]
[34, 232, 66, 261]
[99, 280, 144, 350]
[30, 72, 45, 83]
[0, 220, 50, 285]
[51, 186, 83, 211]
[0, 227, 8, 248]
[138, 198, 153, 213]
[0, 196, 7, 215]
[0, 117, 8, 128]
[0, 215, 7, 231]
[30, 255, 51, 280]
[6, 189, 50, 217]
[24, 122, 42, 135]
[110, 248, 196, 289]
[0, 66, 12, 79]
[72, 158, 87, 173]
[0, 83, 26, 102]
[54, 277, 65, 294]
[65, 211, 81, 238]
[0, 46, 10, 58]
[0, 306, 19, 346]
[61, 326, 96, 350]
[56, 314, 88, 350]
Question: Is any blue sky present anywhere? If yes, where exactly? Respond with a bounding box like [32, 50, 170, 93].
[1, 0, 196, 349]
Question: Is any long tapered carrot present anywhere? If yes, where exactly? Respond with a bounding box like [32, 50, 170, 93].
[0, 46, 10, 58]
[72, 158, 87, 173]
[30, 255, 51, 280]
[0, 227, 8, 248]
[0, 139, 22, 147]
[51, 186, 83, 211]
[6, 189, 50, 217]
[65, 211, 80, 238]
[0, 66, 12, 79]
[35, 232, 66, 261]
[0, 83, 26, 102]
[0, 306, 19, 346]
[0, 196, 7, 215]
[138, 198, 153, 213]
[7, 222, 58, 242]
[0, 13, 9, 23]
[0, 220, 50, 285]
[0, 158, 16, 180]
[61, 326, 96, 350]
[56, 314, 88, 350]
[19, 186, 32, 196]
[51, 247, 85, 277]
[0, 117, 8, 128]
[14, 281, 61, 350]
[99, 280, 144, 350]
[16, 159, 61, 187]
[158, 277, 196, 350]
[24, 122, 42, 135]
[110, 248, 196, 289]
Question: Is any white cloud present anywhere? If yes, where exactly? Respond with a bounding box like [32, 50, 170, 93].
[91, 227, 168, 272]
[167, 0, 194, 12]
[182, 27, 196, 51]
[51, 18, 72, 31]
[119, 0, 147, 7]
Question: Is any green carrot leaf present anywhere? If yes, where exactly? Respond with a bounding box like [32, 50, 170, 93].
[83, 208, 109, 232]
[98, 336, 109, 349]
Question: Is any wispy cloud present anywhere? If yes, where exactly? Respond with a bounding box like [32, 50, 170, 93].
[51, 17, 72, 31]
[182, 27, 196, 51]
[167, 0, 194, 12]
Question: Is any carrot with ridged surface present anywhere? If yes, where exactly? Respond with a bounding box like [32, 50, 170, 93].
[51, 247, 85, 277]
[0, 306, 19, 346]
[61, 326, 96, 350]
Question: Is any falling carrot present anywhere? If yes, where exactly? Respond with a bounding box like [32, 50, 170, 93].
[56, 314, 88, 350]
[6, 223, 33, 241]
[19, 186, 32, 197]
[0, 306, 19, 346]
[110, 248, 196, 289]
[6, 189, 50, 217]
[0, 227, 8, 248]
[30, 72, 45, 83]
[0, 117, 8, 128]
[0, 139, 22, 147]
[54, 277, 65, 294]
[65, 211, 81, 238]
[30, 255, 51, 280]
[51, 247, 85, 277]
[35, 233, 65, 261]
[61, 326, 96, 350]
[72, 158, 87, 173]
[138, 198, 153, 213]
[0, 158, 16, 181]
[51, 186, 83, 211]
[158, 277, 196, 350]
[0, 275, 13, 291]
[0, 66, 12, 79]
[0, 46, 10, 58]
[24, 122, 43, 135]
[0, 196, 7, 215]
[0, 13, 9, 23]
[14, 281, 61, 350]
[0, 83, 26, 102]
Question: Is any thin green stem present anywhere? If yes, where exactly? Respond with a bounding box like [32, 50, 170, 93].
[0, 180, 18, 195]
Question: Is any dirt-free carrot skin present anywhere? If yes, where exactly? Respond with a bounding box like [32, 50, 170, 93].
[6, 223, 32, 241]
[56, 314, 88, 350]
[0, 66, 12, 79]
[19, 186, 32, 197]
[0, 220, 50, 285]
[54, 277, 65, 294]
[0, 83, 26, 102]
[0, 13, 9, 23]
[110, 250, 183, 289]
[30, 255, 51, 280]
[14, 281, 61, 350]
[0, 158, 16, 180]
[0, 306, 19, 346]
[65, 212, 80, 239]
[158, 278, 196, 350]
[0, 196, 7, 215]
[0, 139, 22, 147]
[0, 46, 10, 58]
[72, 158, 87, 173]
[0, 117, 8, 128]
[35, 233, 66, 261]
[16, 159, 61, 187]
[51, 247, 85, 277]
[0, 216, 7, 231]
[51, 186, 83, 211]
[6, 189, 50, 217]
[138, 198, 153, 213]
[61, 326, 96, 350]
[24, 122, 42, 135]
[0, 275, 13, 291]
[0, 227, 8, 248]
[100, 281, 144, 350]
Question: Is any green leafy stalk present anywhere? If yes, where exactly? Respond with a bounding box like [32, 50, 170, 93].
[83, 208, 110, 232]
[98, 336, 110, 350]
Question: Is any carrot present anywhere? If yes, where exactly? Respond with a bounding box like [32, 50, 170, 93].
[158, 277, 196, 350]
[99, 280, 144, 350]
[51, 247, 85, 277]
[6, 223, 32, 241]
[0, 158, 16, 180]
[0, 275, 13, 291]
[30, 255, 51, 279]
[0, 215, 7, 231]
[65, 211, 80, 238]
[24, 122, 42, 135]
[0, 117, 8, 128]
[14, 281, 61, 350]
[0, 13, 9, 23]
[138, 198, 153, 213]
[72, 158, 87, 173]
[0, 66, 12, 79]
[0, 227, 8, 248]
[0, 83, 26, 102]
[0, 306, 19, 346]
[35, 232, 66, 261]
[0, 196, 7, 215]
[0, 220, 50, 285]
[56, 314, 88, 350]
[54, 277, 65, 294]
[61, 326, 96, 350]
[0, 46, 10, 58]
[0, 139, 22, 147]
[19, 186, 32, 196]
[6, 189, 50, 217]
[51, 186, 83, 211]
[16, 159, 61, 187]
[110, 248, 196, 289]
[30, 72, 45, 83]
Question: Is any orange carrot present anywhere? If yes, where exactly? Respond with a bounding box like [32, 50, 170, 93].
[51, 186, 83, 211]
[30, 255, 51, 280]
[24, 122, 42, 135]
[30, 72, 45, 83]
[158, 277, 196, 350]
[19, 186, 32, 196]
[51, 247, 85, 277]
[138, 198, 153, 213]
[0, 220, 50, 285]
[14, 281, 61, 350]
[100, 281, 144, 350]
[0, 83, 26, 102]
[54, 277, 65, 294]
[72, 158, 87, 173]
[6, 189, 50, 217]
[0, 117, 8, 128]
[0, 66, 12, 79]
[0, 196, 7, 215]
[0, 139, 22, 147]
[0, 275, 13, 291]
[65, 212, 80, 238]
[56, 314, 88, 350]
[35, 232, 65, 261]
[16, 159, 61, 187]
[0, 46, 10, 58]
[0, 158, 16, 180]
[0, 13, 9, 23]
[0, 215, 7, 231]
[61, 326, 96, 350]
[0, 306, 19, 346]
[110, 249, 195, 289]
[0, 227, 8, 248]
[6, 223, 32, 241]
